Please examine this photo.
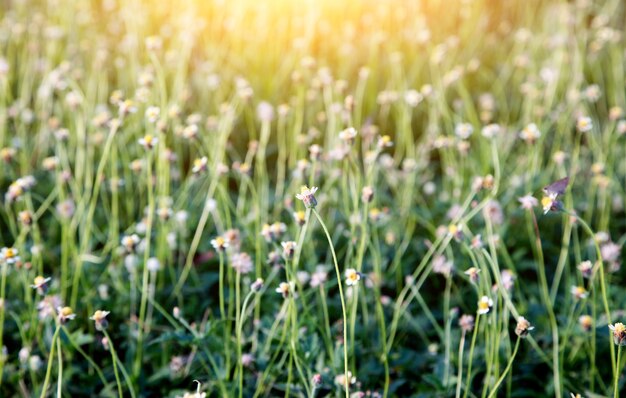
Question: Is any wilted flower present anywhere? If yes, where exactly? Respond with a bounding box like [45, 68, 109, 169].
[90, 310, 110, 331]
[459, 314, 475, 333]
[296, 186, 318, 208]
[345, 268, 361, 286]
[609, 322, 626, 346]
[515, 316, 534, 338]
[477, 296, 493, 315]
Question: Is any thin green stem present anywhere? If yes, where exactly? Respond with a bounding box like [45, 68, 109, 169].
[102, 329, 124, 398]
[39, 325, 61, 398]
[487, 338, 521, 398]
[312, 208, 350, 398]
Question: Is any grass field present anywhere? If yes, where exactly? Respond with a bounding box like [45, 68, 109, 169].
[1, 0, 626, 396]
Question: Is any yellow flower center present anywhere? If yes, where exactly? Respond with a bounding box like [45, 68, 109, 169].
[34, 276, 45, 286]
[144, 135, 153, 144]
[60, 307, 73, 317]
[478, 300, 489, 310]
[93, 310, 107, 321]
[5, 248, 14, 258]
[541, 196, 553, 208]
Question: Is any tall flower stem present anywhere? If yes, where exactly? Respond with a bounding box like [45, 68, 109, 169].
[135, 150, 155, 378]
[455, 331, 466, 398]
[569, 212, 616, 381]
[102, 329, 124, 398]
[238, 290, 255, 398]
[312, 208, 350, 398]
[463, 314, 480, 398]
[39, 325, 61, 398]
[526, 210, 561, 398]
[615, 345, 622, 398]
[486, 337, 521, 398]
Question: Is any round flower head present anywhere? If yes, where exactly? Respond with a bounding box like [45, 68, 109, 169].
[334, 371, 356, 388]
[210, 236, 228, 251]
[57, 306, 76, 324]
[345, 268, 361, 286]
[90, 310, 110, 331]
[477, 296, 493, 315]
[455, 123, 473, 140]
[281, 241, 296, 259]
[230, 252, 253, 275]
[570, 285, 589, 300]
[192, 156, 208, 174]
[31, 276, 51, 296]
[541, 193, 560, 214]
[18, 210, 32, 226]
[121, 235, 140, 253]
[578, 315, 593, 332]
[275, 282, 294, 298]
[459, 314, 475, 333]
[518, 194, 538, 210]
[338, 127, 358, 144]
[1, 247, 20, 264]
[609, 322, 626, 346]
[293, 210, 306, 226]
[138, 134, 158, 150]
[577, 260, 593, 278]
[145, 106, 160, 123]
[295, 186, 318, 208]
[519, 123, 541, 143]
[515, 316, 534, 338]
[576, 116, 593, 133]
